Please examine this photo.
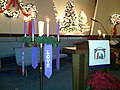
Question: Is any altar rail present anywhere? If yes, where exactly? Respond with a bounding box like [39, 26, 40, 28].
[0, 37, 22, 68]
[15, 47, 68, 66]
[0, 36, 87, 68]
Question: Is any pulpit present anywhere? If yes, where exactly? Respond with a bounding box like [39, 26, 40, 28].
[63, 40, 109, 90]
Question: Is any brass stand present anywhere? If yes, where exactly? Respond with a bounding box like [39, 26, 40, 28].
[21, 36, 59, 90]
[40, 44, 43, 90]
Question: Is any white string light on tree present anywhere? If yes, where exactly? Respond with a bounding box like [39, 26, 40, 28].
[78, 10, 90, 35]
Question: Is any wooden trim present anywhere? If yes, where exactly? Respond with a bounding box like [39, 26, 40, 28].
[0, 34, 23, 37]
[0, 34, 119, 39]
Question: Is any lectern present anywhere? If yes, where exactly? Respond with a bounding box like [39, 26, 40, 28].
[63, 40, 109, 90]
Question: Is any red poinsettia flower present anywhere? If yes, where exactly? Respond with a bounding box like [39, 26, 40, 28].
[87, 70, 120, 90]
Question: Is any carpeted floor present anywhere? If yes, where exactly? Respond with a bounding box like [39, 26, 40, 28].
[0, 57, 120, 90]
[0, 58, 72, 90]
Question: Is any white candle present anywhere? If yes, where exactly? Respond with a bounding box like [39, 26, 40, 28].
[97, 30, 101, 36]
[19, 0, 22, 2]
[46, 18, 50, 37]
[24, 21, 27, 37]
[38, 21, 44, 36]
[103, 33, 105, 38]
[23, 17, 28, 38]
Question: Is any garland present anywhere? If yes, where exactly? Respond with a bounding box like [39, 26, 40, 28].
[20, 3, 38, 20]
[0, 0, 38, 19]
[21, 36, 60, 46]
[0, 0, 8, 13]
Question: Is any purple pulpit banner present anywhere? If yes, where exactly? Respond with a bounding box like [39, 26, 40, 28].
[22, 43, 25, 76]
[44, 44, 52, 79]
[32, 46, 38, 69]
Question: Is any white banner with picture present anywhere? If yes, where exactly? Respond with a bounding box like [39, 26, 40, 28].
[88, 40, 110, 68]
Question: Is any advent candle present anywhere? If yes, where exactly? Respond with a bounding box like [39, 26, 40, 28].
[57, 20, 60, 41]
[24, 21, 27, 37]
[103, 33, 105, 38]
[32, 19, 35, 42]
[38, 21, 44, 36]
[24, 17, 28, 37]
[28, 20, 32, 36]
[113, 25, 117, 38]
[97, 30, 101, 36]
[46, 18, 50, 37]
[19, 0, 22, 2]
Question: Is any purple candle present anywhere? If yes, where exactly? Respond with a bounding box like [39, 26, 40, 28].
[32, 19, 34, 41]
[57, 21, 60, 41]
[24, 21, 27, 37]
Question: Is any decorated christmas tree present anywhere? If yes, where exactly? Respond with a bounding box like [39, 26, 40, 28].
[60, 0, 78, 35]
[78, 10, 90, 35]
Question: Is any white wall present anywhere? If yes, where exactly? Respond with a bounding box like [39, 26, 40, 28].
[0, 0, 96, 35]
[92, 0, 120, 35]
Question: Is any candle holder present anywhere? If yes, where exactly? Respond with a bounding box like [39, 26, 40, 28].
[21, 36, 60, 90]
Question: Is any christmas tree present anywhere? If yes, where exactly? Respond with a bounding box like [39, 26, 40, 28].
[53, 2, 58, 21]
[78, 10, 90, 35]
[60, 0, 78, 35]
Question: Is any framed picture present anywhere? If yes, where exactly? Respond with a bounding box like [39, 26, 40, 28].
[88, 40, 110, 69]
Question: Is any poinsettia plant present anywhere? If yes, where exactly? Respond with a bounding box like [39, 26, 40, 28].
[86, 70, 120, 90]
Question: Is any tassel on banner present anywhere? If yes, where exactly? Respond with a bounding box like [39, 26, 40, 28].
[113, 25, 117, 38]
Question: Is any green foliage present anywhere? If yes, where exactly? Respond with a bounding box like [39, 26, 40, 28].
[21, 36, 60, 46]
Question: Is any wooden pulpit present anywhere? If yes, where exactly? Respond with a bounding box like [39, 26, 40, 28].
[63, 40, 89, 90]
[63, 40, 109, 90]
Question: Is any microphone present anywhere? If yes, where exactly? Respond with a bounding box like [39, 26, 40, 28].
[91, 18, 108, 35]
[91, 18, 99, 22]
[91, 19, 119, 45]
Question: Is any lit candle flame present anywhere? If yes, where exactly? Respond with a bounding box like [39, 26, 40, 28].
[46, 18, 50, 24]
[46, 18, 50, 37]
